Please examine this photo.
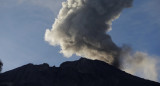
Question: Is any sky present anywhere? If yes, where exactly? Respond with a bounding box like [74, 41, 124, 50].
[0, 0, 160, 81]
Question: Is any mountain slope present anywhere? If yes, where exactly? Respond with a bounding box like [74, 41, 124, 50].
[0, 58, 159, 86]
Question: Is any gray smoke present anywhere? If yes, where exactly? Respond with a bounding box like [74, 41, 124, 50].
[120, 46, 158, 81]
[45, 0, 133, 67]
[45, 0, 158, 81]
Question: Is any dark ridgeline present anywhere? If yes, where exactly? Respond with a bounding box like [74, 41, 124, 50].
[0, 58, 159, 86]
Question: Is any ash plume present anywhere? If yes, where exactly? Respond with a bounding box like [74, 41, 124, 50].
[45, 0, 158, 81]
[120, 46, 158, 81]
[45, 0, 133, 67]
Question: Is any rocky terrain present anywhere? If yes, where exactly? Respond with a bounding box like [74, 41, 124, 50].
[0, 58, 159, 86]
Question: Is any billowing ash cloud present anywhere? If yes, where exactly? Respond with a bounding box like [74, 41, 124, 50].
[45, 0, 159, 81]
[45, 0, 133, 67]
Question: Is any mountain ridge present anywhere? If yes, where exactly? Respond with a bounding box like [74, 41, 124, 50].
[0, 58, 159, 86]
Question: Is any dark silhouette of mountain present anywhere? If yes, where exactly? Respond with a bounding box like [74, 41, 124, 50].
[0, 60, 2, 72]
[0, 58, 159, 86]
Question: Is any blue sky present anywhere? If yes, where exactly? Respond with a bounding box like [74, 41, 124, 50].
[0, 0, 159, 81]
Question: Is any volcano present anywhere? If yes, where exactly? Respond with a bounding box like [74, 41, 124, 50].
[0, 58, 159, 86]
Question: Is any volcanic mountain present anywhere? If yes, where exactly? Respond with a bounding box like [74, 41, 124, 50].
[0, 58, 159, 86]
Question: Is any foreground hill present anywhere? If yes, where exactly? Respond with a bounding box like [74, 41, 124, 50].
[0, 58, 159, 86]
